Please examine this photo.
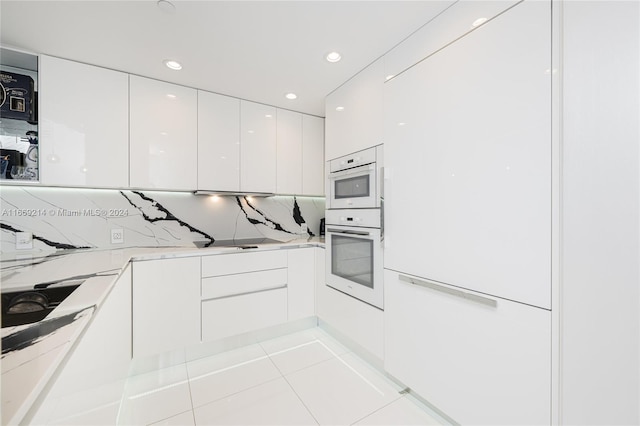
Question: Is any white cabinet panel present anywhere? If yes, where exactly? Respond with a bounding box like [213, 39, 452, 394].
[316, 277, 383, 360]
[276, 109, 303, 195]
[325, 57, 384, 160]
[202, 268, 287, 300]
[384, 0, 518, 78]
[32, 267, 132, 425]
[240, 100, 276, 193]
[129, 76, 197, 190]
[302, 115, 325, 196]
[384, 0, 551, 308]
[132, 257, 200, 358]
[202, 288, 287, 342]
[39, 55, 129, 188]
[197, 91, 240, 191]
[202, 250, 287, 278]
[384, 269, 551, 425]
[287, 248, 315, 321]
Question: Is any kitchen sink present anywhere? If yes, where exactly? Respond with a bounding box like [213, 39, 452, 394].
[1, 283, 82, 328]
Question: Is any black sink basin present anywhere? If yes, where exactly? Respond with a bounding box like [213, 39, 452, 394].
[1, 284, 81, 328]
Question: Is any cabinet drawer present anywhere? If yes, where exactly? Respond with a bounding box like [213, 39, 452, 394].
[202, 250, 287, 278]
[202, 268, 287, 300]
[201, 288, 287, 342]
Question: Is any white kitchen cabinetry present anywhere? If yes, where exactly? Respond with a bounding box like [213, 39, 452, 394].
[384, 270, 551, 425]
[287, 247, 315, 321]
[201, 251, 288, 341]
[240, 100, 276, 193]
[31, 267, 132, 425]
[39, 55, 129, 188]
[129, 75, 197, 191]
[384, 0, 519, 78]
[384, 0, 551, 308]
[325, 57, 384, 160]
[302, 115, 325, 195]
[197, 90, 240, 192]
[132, 257, 200, 358]
[276, 109, 303, 195]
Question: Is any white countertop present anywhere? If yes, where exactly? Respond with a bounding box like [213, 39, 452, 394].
[0, 237, 324, 425]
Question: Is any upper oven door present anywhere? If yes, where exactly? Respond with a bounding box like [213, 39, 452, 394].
[325, 224, 383, 309]
[329, 164, 378, 209]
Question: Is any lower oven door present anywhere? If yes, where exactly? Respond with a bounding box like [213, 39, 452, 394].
[325, 225, 383, 309]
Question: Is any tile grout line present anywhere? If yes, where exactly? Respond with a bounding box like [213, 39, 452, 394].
[262, 343, 322, 426]
[184, 360, 198, 425]
[348, 394, 407, 426]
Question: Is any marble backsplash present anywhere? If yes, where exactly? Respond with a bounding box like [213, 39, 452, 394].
[0, 186, 325, 253]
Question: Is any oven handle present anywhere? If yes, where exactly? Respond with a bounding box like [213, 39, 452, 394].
[326, 228, 372, 236]
[329, 163, 374, 179]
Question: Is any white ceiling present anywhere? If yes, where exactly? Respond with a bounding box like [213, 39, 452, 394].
[0, 1, 452, 117]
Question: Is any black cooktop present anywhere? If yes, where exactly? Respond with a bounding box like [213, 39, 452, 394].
[192, 238, 282, 249]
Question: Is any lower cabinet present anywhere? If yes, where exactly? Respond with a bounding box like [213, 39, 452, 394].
[132, 257, 200, 358]
[384, 269, 551, 425]
[31, 266, 132, 425]
[201, 250, 289, 342]
[287, 247, 316, 321]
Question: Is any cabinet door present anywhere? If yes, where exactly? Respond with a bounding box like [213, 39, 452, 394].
[197, 90, 240, 191]
[383, 0, 551, 308]
[240, 100, 276, 193]
[384, 269, 551, 425]
[129, 76, 197, 190]
[31, 266, 132, 425]
[325, 57, 384, 160]
[39, 56, 129, 188]
[276, 109, 302, 195]
[132, 257, 200, 358]
[287, 248, 315, 321]
[302, 115, 325, 196]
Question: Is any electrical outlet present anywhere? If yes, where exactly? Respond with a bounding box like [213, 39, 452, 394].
[111, 228, 124, 244]
[16, 232, 33, 250]
[300, 223, 308, 234]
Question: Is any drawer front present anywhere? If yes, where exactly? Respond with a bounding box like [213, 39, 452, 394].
[201, 288, 288, 342]
[201, 268, 287, 300]
[202, 250, 287, 277]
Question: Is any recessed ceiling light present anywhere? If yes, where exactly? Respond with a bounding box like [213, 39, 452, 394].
[157, 0, 176, 13]
[166, 94, 176, 99]
[326, 52, 342, 63]
[472, 17, 488, 27]
[265, 114, 273, 118]
[336, 106, 345, 112]
[385, 75, 395, 81]
[164, 59, 182, 70]
[285, 93, 297, 100]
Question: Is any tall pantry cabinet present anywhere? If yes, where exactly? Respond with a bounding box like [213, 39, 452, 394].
[382, 1, 552, 424]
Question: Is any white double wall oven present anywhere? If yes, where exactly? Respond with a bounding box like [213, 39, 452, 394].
[325, 146, 384, 310]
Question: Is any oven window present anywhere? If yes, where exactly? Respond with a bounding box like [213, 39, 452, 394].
[334, 175, 370, 199]
[331, 235, 374, 288]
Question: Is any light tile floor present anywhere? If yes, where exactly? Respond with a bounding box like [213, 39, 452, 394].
[118, 327, 446, 426]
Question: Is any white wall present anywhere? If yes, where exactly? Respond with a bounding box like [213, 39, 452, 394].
[561, 1, 640, 424]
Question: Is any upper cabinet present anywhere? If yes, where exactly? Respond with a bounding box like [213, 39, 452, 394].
[276, 109, 303, 195]
[39, 55, 129, 188]
[197, 91, 240, 192]
[325, 57, 384, 160]
[0, 48, 39, 183]
[129, 75, 197, 191]
[240, 100, 276, 193]
[302, 115, 325, 196]
[384, 0, 519, 79]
